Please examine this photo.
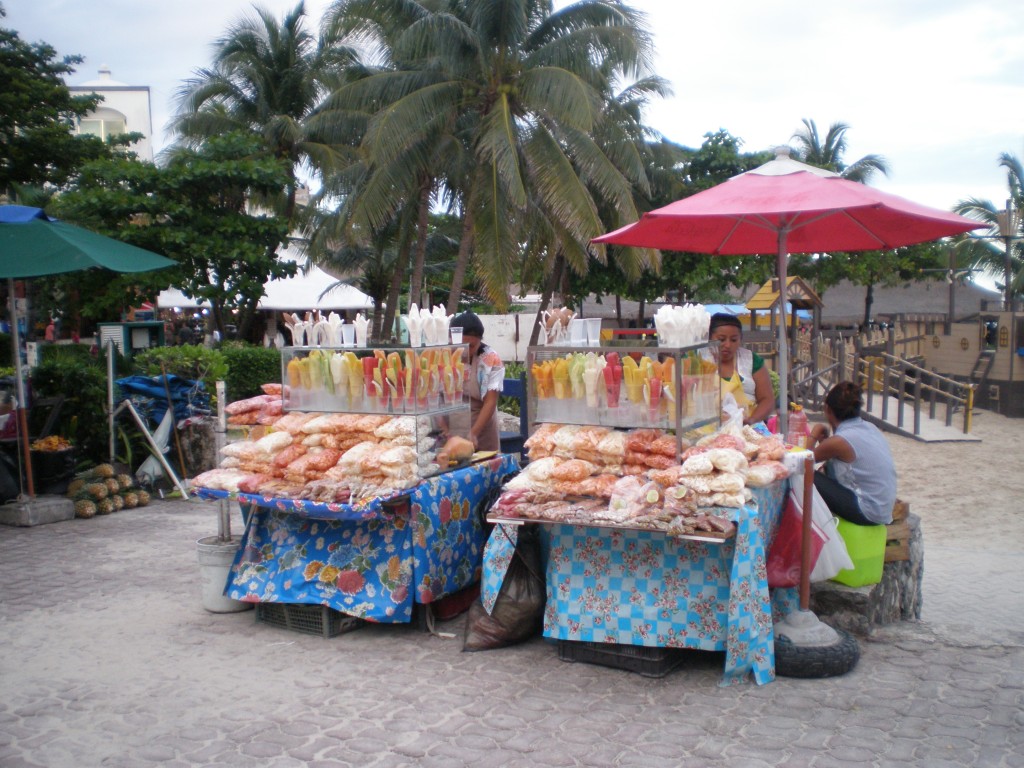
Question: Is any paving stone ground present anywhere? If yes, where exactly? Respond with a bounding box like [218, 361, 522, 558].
[1, 492, 1022, 768]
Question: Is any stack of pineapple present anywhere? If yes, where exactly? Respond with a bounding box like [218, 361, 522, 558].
[66, 464, 152, 519]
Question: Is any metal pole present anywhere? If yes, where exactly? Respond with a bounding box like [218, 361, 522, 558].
[1004, 199, 1014, 311]
[215, 380, 230, 541]
[800, 455, 814, 611]
[107, 339, 116, 462]
[947, 247, 955, 334]
[776, 227, 790, 438]
[7, 277, 33, 497]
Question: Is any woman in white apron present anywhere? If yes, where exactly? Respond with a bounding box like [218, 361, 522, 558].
[449, 312, 504, 452]
[708, 313, 775, 426]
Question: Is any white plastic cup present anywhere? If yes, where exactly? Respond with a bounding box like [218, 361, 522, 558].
[569, 319, 586, 346]
[450, 327, 464, 344]
[586, 317, 602, 346]
[341, 323, 355, 346]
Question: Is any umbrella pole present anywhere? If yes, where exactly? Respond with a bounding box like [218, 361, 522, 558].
[800, 455, 814, 610]
[7, 278, 33, 497]
[776, 229, 790, 438]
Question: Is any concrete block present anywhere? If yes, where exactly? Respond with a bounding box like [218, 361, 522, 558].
[0, 496, 75, 527]
[810, 513, 923, 636]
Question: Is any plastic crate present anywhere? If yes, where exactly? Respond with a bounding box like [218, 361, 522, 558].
[557, 640, 685, 678]
[255, 603, 361, 638]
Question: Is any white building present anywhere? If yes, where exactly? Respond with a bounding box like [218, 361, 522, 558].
[68, 66, 154, 162]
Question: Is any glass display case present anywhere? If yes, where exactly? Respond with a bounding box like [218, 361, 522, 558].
[281, 344, 468, 416]
[526, 341, 721, 447]
[276, 344, 471, 481]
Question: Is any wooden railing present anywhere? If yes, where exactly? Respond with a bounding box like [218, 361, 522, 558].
[788, 331, 974, 436]
[855, 353, 973, 435]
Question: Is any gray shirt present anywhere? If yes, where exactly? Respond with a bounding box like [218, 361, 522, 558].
[829, 417, 898, 524]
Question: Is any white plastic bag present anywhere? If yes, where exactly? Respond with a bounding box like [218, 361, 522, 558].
[810, 496, 854, 581]
[136, 409, 175, 486]
[789, 468, 854, 581]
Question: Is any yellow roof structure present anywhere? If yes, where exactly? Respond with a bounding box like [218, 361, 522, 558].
[746, 276, 822, 312]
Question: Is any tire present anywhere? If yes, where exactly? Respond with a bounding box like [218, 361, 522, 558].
[775, 629, 860, 678]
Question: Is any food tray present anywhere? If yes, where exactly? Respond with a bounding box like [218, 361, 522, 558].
[255, 603, 362, 638]
[557, 640, 686, 678]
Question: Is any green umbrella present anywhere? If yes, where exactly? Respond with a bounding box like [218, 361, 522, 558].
[0, 204, 176, 497]
[0, 204, 175, 277]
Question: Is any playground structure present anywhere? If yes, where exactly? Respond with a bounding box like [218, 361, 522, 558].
[777, 302, 1023, 438]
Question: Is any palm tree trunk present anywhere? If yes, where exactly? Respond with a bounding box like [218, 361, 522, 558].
[863, 283, 875, 329]
[381, 238, 410, 343]
[408, 178, 431, 310]
[615, 294, 622, 324]
[531, 251, 565, 345]
[446, 208, 475, 315]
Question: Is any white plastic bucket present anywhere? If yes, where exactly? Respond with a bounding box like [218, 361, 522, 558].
[196, 535, 252, 613]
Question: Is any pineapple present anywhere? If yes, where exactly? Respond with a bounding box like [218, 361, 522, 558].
[110, 494, 124, 511]
[105, 478, 121, 495]
[96, 498, 116, 515]
[67, 478, 87, 497]
[85, 483, 109, 501]
[121, 491, 139, 509]
[74, 499, 97, 519]
[116, 473, 134, 490]
[94, 463, 115, 479]
[136, 490, 151, 507]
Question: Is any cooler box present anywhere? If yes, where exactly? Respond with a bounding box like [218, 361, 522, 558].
[831, 518, 886, 587]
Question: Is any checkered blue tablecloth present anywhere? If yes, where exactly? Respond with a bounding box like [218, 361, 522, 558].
[481, 481, 788, 685]
[196, 455, 518, 623]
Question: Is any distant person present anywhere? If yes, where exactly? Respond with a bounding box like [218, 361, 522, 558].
[44, 319, 55, 342]
[807, 381, 897, 525]
[176, 325, 193, 346]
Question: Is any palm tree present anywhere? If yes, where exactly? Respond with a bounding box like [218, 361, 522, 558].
[954, 152, 1024, 308]
[790, 119, 890, 183]
[324, 0, 658, 314]
[169, 2, 356, 225]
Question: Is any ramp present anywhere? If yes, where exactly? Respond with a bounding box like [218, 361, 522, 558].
[860, 394, 980, 443]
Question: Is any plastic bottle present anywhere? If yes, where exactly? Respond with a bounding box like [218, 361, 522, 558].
[786, 403, 808, 448]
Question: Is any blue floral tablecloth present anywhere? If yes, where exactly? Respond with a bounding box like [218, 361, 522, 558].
[197, 454, 518, 623]
[481, 481, 788, 685]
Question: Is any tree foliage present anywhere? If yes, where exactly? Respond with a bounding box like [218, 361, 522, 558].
[49, 133, 293, 340]
[0, 17, 109, 198]
[954, 152, 1024, 304]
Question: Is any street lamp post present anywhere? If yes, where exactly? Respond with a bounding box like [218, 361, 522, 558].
[995, 199, 1018, 311]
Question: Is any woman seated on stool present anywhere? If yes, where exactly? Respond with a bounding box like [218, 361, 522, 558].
[807, 381, 897, 526]
[707, 313, 775, 426]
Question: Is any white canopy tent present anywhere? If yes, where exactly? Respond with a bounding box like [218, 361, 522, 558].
[157, 247, 374, 312]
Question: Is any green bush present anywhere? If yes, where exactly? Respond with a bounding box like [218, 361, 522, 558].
[39, 342, 94, 365]
[498, 360, 527, 418]
[30, 358, 109, 466]
[220, 342, 282, 401]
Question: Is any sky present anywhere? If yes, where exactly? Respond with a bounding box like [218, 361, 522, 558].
[6, 0, 1024, 213]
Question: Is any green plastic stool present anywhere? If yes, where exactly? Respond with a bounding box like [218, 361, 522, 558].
[831, 518, 886, 587]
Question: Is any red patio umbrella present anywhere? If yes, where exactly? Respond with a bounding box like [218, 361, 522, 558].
[593, 147, 985, 435]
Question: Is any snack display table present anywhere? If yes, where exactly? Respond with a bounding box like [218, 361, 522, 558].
[195, 454, 518, 623]
[481, 481, 788, 685]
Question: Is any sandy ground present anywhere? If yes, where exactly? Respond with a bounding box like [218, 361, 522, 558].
[867, 408, 1024, 642]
